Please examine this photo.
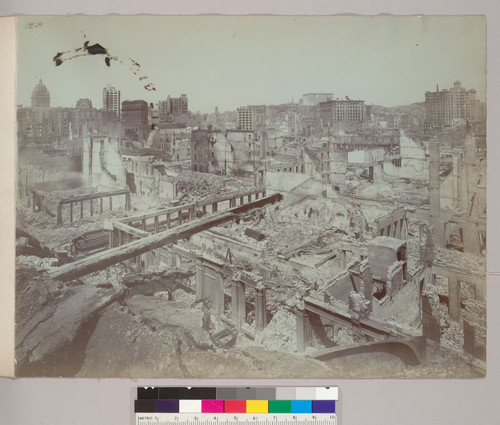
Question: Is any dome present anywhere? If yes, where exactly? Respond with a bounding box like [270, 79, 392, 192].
[31, 79, 50, 108]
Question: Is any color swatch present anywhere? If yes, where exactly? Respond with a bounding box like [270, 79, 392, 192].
[135, 386, 338, 414]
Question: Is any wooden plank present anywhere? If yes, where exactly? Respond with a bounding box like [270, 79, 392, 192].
[112, 221, 151, 239]
[59, 189, 129, 205]
[315, 252, 337, 268]
[118, 203, 195, 224]
[49, 193, 282, 282]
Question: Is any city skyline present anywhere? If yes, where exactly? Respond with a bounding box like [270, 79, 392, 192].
[17, 16, 486, 113]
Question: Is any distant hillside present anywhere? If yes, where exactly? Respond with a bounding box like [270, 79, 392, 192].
[371, 102, 425, 115]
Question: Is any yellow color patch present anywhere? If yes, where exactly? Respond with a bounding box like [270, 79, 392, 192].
[246, 400, 268, 413]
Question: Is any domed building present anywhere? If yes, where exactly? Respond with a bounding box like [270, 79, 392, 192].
[31, 79, 50, 108]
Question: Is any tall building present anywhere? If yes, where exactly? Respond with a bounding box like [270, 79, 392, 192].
[424, 81, 477, 130]
[319, 99, 367, 127]
[102, 84, 121, 119]
[31, 79, 50, 108]
[237, 107, 255, 130]
[168, 94, 189, 115]
[122, 100, 149, 128]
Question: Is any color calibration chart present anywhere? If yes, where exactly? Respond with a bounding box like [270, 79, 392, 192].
[135, 387, 338, 425]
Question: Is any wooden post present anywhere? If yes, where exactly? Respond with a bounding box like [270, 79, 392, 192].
[109, 196, 113, 211]
[69, 202, 73, 223]
[154, 216, 159, 233]
[142, 218, 146, 231]
[57, 203, 63, 225]
[166, 213, 171, 229]
[80, 201, 83, 218]
[90, 199, 93, 216]
[100, 197, 103, 214]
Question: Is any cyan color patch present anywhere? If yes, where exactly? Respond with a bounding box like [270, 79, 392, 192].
[291, 400, 312, 413]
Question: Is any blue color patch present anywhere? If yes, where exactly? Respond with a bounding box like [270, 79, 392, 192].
[291, 400, 312, 413]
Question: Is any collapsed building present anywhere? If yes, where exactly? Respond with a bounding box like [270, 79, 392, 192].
[15, 126, 486, 378]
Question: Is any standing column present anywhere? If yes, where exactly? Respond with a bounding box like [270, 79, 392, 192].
[448, 276, 461, 321]
[214, 271, 225, 318]
[125, 192, 131, 211]
[231, 278, 246, 330]
[255, 283, 267, 332]
[195, 259, 205, 299]
[57, 203, 63, 225]
[108, 230, 114, 248]
[429, 140, 445, 247]
[295, 308, 312, 353]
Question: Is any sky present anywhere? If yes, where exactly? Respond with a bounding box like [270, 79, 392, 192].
[17, 15, 486, 113]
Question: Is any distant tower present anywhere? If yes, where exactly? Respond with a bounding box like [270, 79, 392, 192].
[31, 79, 50, 108]
[102, 84, 121, 119]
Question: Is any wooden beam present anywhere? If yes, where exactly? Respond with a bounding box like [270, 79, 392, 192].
[59, 189, 129, 205]
[49, 193, 282, 282]
[112, 221, 150, 239]
[118, 203, 195, 224]
[315, 252, 337, 268]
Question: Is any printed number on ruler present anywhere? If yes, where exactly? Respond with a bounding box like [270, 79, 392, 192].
[136, 413, 336, 425]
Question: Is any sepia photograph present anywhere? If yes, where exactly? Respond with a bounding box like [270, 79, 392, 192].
[14, 15, 486, 378]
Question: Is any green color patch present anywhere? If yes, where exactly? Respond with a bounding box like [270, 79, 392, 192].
[268, 400, 291, 413]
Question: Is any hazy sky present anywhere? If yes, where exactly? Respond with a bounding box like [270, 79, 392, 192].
[17, 15, 486, 113]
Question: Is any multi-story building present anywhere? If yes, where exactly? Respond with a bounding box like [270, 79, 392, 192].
[319, 99, 367, 127]
[122, 100, 149, 129]
[191, 128, 216, 173]
[102, 84, 121, 119]
[158, 95, 189, 123]
[237, 107, 255, 130]
[31, 79, 50, 108]
[169, 94, 189, 115]
[75, 98, 93, 109]
[424, 81, 477, 131]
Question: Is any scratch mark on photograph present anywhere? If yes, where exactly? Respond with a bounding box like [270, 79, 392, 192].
[53, 37, 156, 91]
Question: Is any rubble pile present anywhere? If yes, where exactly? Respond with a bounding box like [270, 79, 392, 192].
[17, 205, 127, 250]
[435, 247, 486, 275]
[254, 309, 297, 353]
[173, 171, 253, 202]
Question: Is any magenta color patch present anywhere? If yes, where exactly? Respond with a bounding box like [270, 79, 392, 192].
[202, 400, 224, 413]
